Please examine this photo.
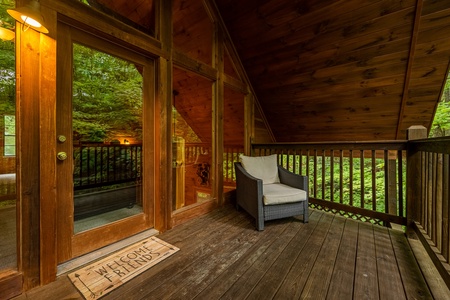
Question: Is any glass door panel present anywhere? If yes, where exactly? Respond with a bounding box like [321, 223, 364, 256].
[72, 43, 144, 233]
[57, 22, 155, 262]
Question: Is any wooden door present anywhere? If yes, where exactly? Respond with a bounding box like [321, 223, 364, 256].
[56, 22, 156, 263]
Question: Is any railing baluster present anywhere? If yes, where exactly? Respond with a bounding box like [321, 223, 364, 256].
[427, 152, 433, 238]
[360, 150, 364, 209]
[443, 154, 449, 262]
[80, 147, 85, 187]
[384, 150, 389, 219]
[322, 150, 326, 200]
[306, 150, 310, 193]
[436, 153, 443, 252]
[372, 150, 376, 211]
[314, 149, 318, 199]
[398, 150, 403, 217]
[339, 150, 343, 204]
[349, 149, 353, 207]
[330, 149, 334, 203]
[299, 150, 303, 176]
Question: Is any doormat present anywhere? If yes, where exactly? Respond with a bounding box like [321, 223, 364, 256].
[68, 237, 179, 299]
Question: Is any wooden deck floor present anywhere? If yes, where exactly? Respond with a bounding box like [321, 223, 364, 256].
[14, 204, 433, 299]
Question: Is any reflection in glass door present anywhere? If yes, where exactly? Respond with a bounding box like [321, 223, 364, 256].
[71, 44, 143, 233]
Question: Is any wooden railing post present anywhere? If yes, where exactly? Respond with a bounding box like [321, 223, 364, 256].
[407, 125, 427, 230]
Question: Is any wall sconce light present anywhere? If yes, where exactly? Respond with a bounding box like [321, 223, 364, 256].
[0, 20, 15, 41]
[7, 0, 48, 34]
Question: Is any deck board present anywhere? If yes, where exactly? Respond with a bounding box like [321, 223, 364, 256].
[300, 215, 346, 299]
[353, 222, 379, 300]
[13, 205, 434, 300]
[325, 218, 359, 300]
[373, 225, 407, 300]
[246, 212, 318, 299]
[274, 212, 334, 299]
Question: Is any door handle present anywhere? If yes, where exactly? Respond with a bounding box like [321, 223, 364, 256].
[57, 152, 68, 161]
[57, 135, 67, 143]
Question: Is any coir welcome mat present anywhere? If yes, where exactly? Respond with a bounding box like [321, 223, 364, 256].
[68, 237, 179, 299]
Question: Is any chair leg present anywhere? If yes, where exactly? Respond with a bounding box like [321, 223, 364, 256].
[303, 202, 309, 223]
[257, 218, 264, 231]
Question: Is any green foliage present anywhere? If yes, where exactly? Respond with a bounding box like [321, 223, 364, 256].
[72, 43, 143, 142]
[280, 154, 406, 216]
[430, 101, 450, 137]
[0, 0, 15, 114]
[430, 73, 450, 137]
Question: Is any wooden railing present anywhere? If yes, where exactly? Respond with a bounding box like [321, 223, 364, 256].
[184, 142, 243, 186]
[252, 141, 408, 226]
[407, 137, 450, 286]
[223, 145, 244, 185]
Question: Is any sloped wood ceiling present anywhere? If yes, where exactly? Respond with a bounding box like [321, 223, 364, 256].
[88, 0, 155, 34]
[215, 0, 450, 142]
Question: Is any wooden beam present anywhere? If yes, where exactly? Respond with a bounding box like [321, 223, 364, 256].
[396, 0, 424, 139]
[172, 49, 218, 81]
[47, 0, 165, 59]
[212, 14, 224, 206]
[223, 73, 247, 94]
[16, 22, 41, 291]
[157, 0, 173, 232]
[39, 5, 58, 285]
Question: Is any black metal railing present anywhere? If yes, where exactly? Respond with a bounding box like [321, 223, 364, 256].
[73, 143, 142, 190]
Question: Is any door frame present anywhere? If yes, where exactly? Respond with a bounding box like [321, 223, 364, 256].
[56, 22, 156, 263]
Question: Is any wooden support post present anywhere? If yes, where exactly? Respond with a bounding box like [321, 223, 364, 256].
[388, 158, 398, 216]
[158, 0, 173, 231]
[406, 125, 427, 235]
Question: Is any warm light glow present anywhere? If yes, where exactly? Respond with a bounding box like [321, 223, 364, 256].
[0, 27, 15, 41]
[7, 0, 48, 34]
[21, 15, 42, 28]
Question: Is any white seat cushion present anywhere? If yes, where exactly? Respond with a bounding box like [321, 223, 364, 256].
[240, 154, 280, 184]
[263, 183, 307, 205]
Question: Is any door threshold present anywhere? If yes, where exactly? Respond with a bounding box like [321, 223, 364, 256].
[57, 228, 159, 276]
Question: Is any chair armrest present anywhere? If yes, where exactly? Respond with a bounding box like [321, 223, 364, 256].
[278, 165, 308, 193]
[234, 162, 264, 219]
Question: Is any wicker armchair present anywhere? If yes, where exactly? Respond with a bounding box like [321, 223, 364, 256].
[234, 157, 309, 231]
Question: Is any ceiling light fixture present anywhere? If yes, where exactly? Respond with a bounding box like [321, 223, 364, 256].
[7, 0, 48, 34]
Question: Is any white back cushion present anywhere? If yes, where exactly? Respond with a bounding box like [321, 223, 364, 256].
[240, 154, 280, 184]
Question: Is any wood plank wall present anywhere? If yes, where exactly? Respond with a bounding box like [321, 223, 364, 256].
[215, 0, 450, 142]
